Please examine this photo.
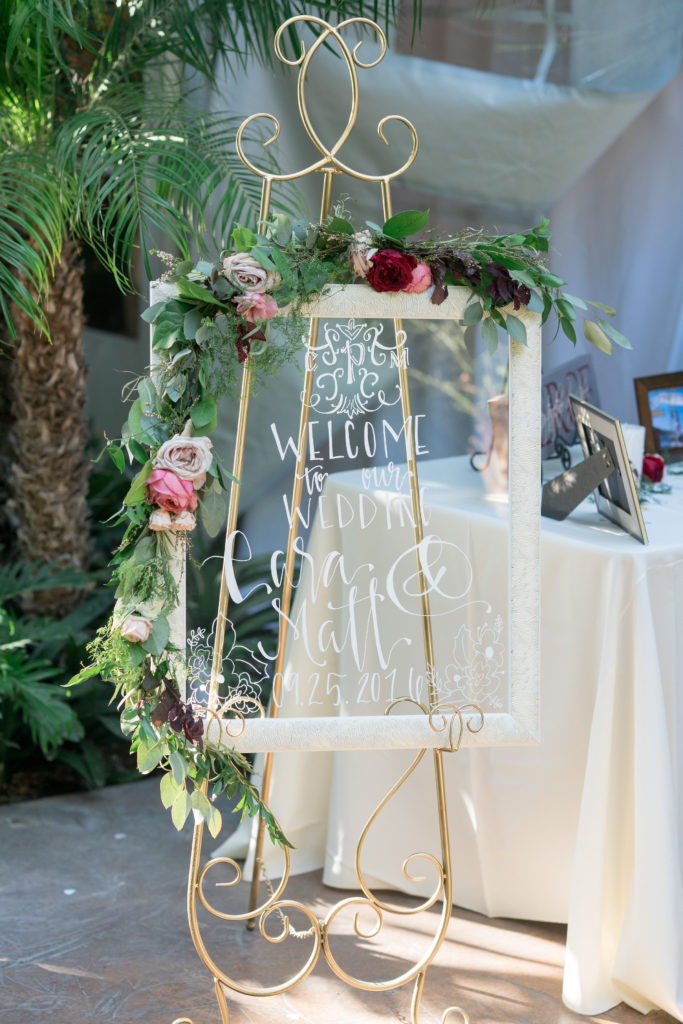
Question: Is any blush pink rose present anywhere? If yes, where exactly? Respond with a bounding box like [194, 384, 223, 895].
[234, 292, 278, 323]
[146, 467, 197, 513]
[403, 262, 432, 294]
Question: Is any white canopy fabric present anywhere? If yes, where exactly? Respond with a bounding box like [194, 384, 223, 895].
[299, 51, 655, 215]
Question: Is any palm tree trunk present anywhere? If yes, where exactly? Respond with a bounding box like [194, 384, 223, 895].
[0, 333, 15, 553]
[8, 236, 90, 613]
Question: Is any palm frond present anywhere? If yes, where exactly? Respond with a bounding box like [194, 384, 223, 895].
[0, 150, 68, 338]
[55, 95, 301, 287]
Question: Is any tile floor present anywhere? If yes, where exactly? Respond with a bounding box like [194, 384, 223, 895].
[0, 780, 676, 1024]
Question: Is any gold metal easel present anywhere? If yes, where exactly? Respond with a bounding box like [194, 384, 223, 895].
[173, 16, 482, 1024]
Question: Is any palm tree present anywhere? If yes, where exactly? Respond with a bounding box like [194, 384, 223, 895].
[0, 0, 418, 613]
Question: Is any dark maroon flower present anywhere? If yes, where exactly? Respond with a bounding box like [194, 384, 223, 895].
[167, 700, 204, 748]
[367, 249, 417, 293]
[484, 262, 531, 310]
[235, 324, 266, 363]
[430, 259, 448, 305]
[447, 250, 482, 289]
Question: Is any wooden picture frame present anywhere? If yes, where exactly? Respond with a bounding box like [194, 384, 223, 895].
[634, 371, 683, 462]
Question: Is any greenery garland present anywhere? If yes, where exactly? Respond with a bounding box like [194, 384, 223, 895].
[72, 206, 629, 843]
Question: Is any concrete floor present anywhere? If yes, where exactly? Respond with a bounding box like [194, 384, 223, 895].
[0, 779, 676, 1024]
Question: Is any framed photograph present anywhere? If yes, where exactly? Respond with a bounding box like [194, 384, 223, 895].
[634, 371, 683, 462]
[569, 395, 648, 545]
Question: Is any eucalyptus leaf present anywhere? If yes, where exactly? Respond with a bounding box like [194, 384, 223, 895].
[583, 319, 612, 354]
[160, 772, 182, 809]
[481, 317, 499, 354]
[169, 750, 188, 785]
[206, 803, 223, 839]
[183, 308, 203, 340]
[463, 300, 483, 325]
[171, 789, 192, 830]
[526, 289, 544, 314]
[134, 535, 156, 564]
[142, 616, 170, 657]
[152, 313, 182, 350]
[211, 276, 232, 299]
[190, 788, 212, 822]
[138, 377, 156, 416]
[200, 489, 228, 538]
[141, 300, 166, 324]
[505, 314, 527, 345]
[137, 737, 164, 774]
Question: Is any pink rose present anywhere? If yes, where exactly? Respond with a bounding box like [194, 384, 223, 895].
[234, 292, 278, 323]
[404, 262, 432, 294]
[120, 615, 153, 644]
[146, 467, 197, 513]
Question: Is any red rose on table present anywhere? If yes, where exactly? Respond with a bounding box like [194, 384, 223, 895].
[366, 249, 417, 293]
[146, 467, 198, 513]
[642, 454, 665, 482]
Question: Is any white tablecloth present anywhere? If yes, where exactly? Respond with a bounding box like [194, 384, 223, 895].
[221, 456, 683, 1019]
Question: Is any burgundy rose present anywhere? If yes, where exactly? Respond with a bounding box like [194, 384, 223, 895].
[642, 454, 665, 482]
[367, 249, 417, 293]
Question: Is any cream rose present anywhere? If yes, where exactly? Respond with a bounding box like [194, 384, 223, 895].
[120, 615, 153, 644]
[171, 510, 197, 532]
[153, 424, 213, 489]
[348, 230, 377, 279]
[222, 252, 281, 294]
[148, 508, 173, 532]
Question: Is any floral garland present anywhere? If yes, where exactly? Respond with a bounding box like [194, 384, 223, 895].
[73, 207, 629, 842]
